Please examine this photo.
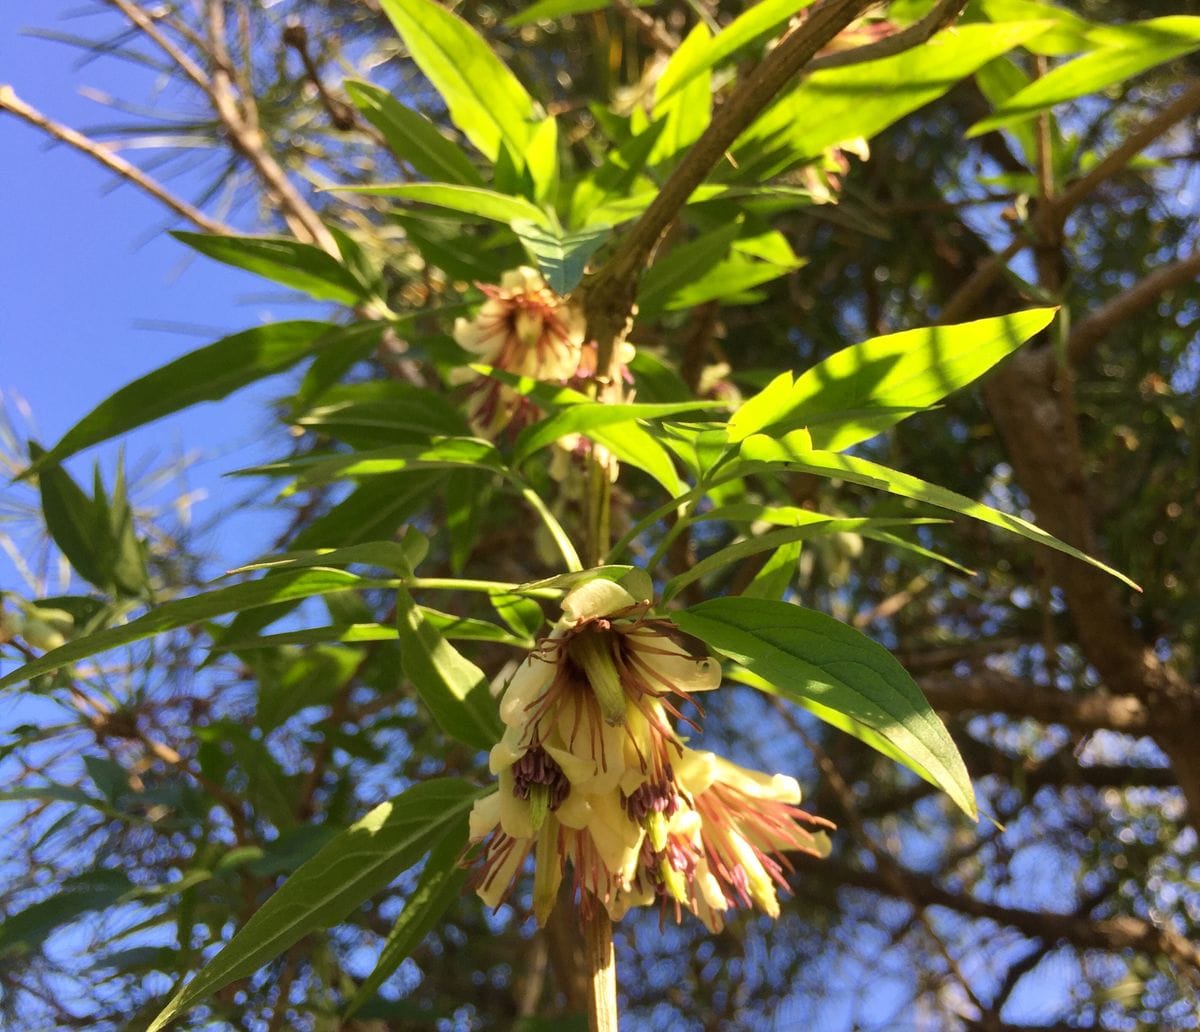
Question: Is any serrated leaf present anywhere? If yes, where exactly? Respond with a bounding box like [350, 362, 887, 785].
[344, 80, 485, 186]
[395, 587, 502, 750]
[739, 433, 1139, 590]
[378, 0, 534, 162]
[674, 598, 976, 818]
[145, 779, 480, 1032]
[172, 233, 366, 305]
[0, 569, 397, 691]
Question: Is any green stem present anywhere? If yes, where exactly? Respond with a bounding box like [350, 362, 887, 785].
[521, 485, 583, 572]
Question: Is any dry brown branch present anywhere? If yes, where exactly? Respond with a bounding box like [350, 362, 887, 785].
[0, 85, 231, 235]
[1067, 246, 1200, 365]
[806, 0, 967, 72]
[795, 855, 1200, 977]
[919, 669, 1155, 734]
[582, 0, 879, 371]
[941, 81, 1200, 324]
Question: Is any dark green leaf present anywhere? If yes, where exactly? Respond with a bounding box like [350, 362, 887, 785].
[344, 80, 485, 186]
[344, 821, 469, 1017]
[145, 778, 481, 1032]
[172, 233, 367, 305]
[0, 569, 397, 691]
[395, 587, 502, 751]
[32, 321, 336, 468]
[674, 598, 976, 818]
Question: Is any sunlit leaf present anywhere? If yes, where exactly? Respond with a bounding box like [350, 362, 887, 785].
[673, 597, 977, 818]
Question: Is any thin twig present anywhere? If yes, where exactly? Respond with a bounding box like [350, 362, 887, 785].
[0, 85, 231, 234]
[806, 0, 968, 72]
[1067, 246, 1200, 365]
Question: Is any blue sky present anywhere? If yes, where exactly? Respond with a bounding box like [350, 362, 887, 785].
[1, 1, 326, 591]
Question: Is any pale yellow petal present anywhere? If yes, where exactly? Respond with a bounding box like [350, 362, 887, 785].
[468, 792, 501, 841]
[561, 579, 636, 624]
[633, 640, 722, 694]
[477, 839, 528, 910]
[498, 770, 535, 839]
[498, 654, 557, 726]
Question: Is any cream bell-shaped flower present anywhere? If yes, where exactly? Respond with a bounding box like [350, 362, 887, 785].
[467, 579, 721, 920]
[613, 747, 834, 931]
[495, 579, 721, 799]
[451, 266, 585, 437]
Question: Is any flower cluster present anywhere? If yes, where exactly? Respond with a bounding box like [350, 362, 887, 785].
[468, 579, 832, 931]
[452, 266, 585, 438]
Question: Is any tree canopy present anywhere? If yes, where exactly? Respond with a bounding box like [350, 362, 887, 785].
[1, 1, 1198, 1029]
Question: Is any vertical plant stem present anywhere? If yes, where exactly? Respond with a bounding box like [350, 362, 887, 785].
[584, 906, 619, 1032]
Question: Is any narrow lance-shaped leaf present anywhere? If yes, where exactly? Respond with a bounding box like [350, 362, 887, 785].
[969, 16, 1200, 135]
[0, 569, 399, 691]
[145, 779, 481, 1032]
[172, 233, 367, 305]
[336, 182, 551, 228]
[739, 432, 1140, 590]
[29, 321, 337, 469]
[344, 820, 471, 1018]
[395, 586, 503, 751]
[343, 80, 485, 186]
[673, 597, 977, 819]
[728, 309, 1057, 448]
[378, 0, 535, 162]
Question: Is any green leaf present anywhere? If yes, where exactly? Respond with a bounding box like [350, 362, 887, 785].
[395, 586, 502, 751]
[526, 116, 560, 207]
[728, 309, 1057, 448]
[343, 80, 485, 186]
[231, 540, 419, 577]
[0, 569, 396, 691]
[345, 822, 469, 1018]
[662, 517, 933, 601]
[172, 233, 366, 305]
[30, 321, 336, 468]
[655, 0, 817, 104]
[735, 22, 1053, 173]
[0, 870, 133, 957]
[648, 23, 712, 166]
[637, 221, 742, 317]
[512, 398, 725, 465]
[569, 121, 666, 226]
[739, 433, 1140, 590]
[673, 598, 976, 818]
[510, 219, 610, 294]
[378, 0, 535, 162]
[31, 447, 106, 589]
[145, 779, 481, 1032]
[468, 367, 684, 496]
[339, 182, 551, 227]
[241, 439, 505, 492]
[969, 17, 1200, 135]
[505, 0, 652, 28]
